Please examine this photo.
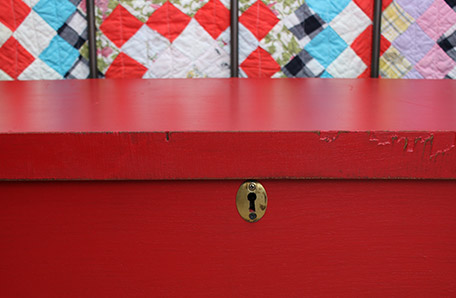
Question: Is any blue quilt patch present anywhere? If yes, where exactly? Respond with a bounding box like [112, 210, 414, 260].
[33, 0, 76, 30]
[304, 26, 348, 68]
[306, 0, 351, 23]
[39, 35, 79, 76]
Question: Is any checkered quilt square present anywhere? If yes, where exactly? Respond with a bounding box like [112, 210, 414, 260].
[382, 2, 414, 42]
[438, 25, 456, 62]
[64, 55, 89, 79]
[58, 10, 87, 49]
[380, 46, 413, 78]
[284, 4, 326, 47]
[282, 49, 324, 77]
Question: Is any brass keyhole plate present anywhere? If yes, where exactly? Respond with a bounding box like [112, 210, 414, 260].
[236, 181, 268, 223]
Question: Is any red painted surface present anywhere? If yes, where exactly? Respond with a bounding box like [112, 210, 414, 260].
[1, 79, 456, 296]
[1, 78, 456, 132]
[1, 78, 456, 180]
[0, 131, 455, 180]
[1, 180, 456, 297]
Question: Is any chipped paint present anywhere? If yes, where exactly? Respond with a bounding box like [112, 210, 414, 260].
[430, 134, 456, 160]
[366, 132, 456, 161]
[319, 131, 345, 143]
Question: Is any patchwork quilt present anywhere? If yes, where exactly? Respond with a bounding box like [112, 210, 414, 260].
[0, 0, 90, 80]
[96, 0, 380, 78]
[238, 0, 388, 78]
[379, 0, 456, 79]
[1, 0, 456, 80]
[95, 0, 231, 78]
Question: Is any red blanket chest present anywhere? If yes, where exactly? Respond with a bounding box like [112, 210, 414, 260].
[1, 78, 456, 296]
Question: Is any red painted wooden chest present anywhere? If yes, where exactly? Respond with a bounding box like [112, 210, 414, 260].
[1, 78, 456, 297]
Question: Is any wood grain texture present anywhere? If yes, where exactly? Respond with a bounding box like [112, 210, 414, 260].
[1, 180, 456, 297]
[0, 131, 455, 180]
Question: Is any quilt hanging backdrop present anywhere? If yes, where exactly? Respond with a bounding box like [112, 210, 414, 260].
[0, 0, 90, 80]
[379, 0, 456, 79]
[2, 0, 456, 80]
[96, 0, 392, 78]
[237, 0, 392, 78]
[96, 0, 231, 78]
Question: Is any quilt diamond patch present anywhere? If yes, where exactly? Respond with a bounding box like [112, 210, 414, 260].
[121, 25, 170, 68]
[105, 52, 148, 78]
[327, 47, 367, 78]
[65, 55, 90, 79]
[306, 0, 351, 23]
[304, 26, 348, 68]
[58, 10, 87, 49]
[0, 37, 35, 79]
[379, 46, 413, 78]
[0, 0, 31, 31]
[13, 10, 56, 57]
[241, 47, 280, 77]
[381, 2, 414, 42]
[39, 35, 79, 76]
[18, 57, 62, 80]
[239, 0, 279, 41]
[393, 23, 435, 64]
[282, 49, 324, 77]
[173, 19, 215, 61]
[33, 0, 76, 30]
[416, 0, 456, 41]
[194, 0, 230, 39]
[146, 2, 192, 43]
[283, 3, 326, 48]
[0, 22, 12, 47]
[330, 1, 371, 45]
[100, 4, 143, 48]
[416, 44, 456, 79]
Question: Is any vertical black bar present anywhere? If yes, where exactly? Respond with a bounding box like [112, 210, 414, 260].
[371, 0, 382, 78]
[230, 0, 239, 77]
[87, 0, 98, 79]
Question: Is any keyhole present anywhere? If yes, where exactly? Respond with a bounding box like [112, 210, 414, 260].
[248, 192, 256, 212]
[236, 181, 267, 222]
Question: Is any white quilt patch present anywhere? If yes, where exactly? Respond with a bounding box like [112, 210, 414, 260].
[0, 22, 12, 47]
[327, 47, 367, 78]
[330, 1, 371, 45]
[173, 19, 215, 61]
[18, 58, 63, 80]
[148, 46, 193, 78]
[122, 24, 170, 68]
[13, 10, 56, 58]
